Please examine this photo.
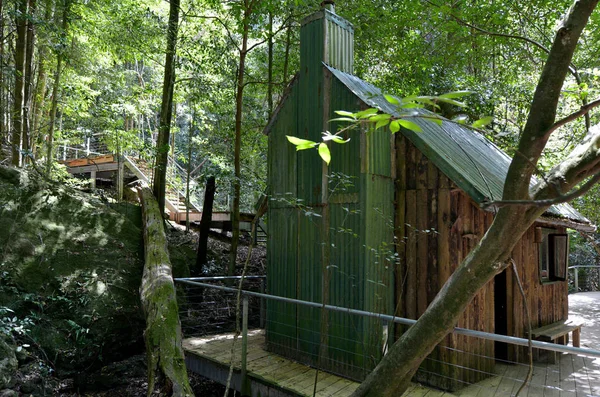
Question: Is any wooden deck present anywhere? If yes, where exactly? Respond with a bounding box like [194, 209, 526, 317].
[183, 330, 600, 397]
[183, 331, 436, 397]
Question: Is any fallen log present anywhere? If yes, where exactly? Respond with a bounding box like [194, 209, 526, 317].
[137, 184, 194, 397]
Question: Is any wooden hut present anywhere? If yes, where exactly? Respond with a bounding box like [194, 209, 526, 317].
[263, 2, 593, 391]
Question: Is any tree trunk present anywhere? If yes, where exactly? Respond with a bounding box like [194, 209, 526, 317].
[267, 10, 273, 118]
[152, 0, 179, 216]
[0, 0, 5, 143]
[31, 0, 52, 159]
[196, 176, 216, 273]
[230, 0, 254, 276]
[282, 18, 292, 86]
[352, 1, 599, 395]
[137, 184, 194, 397]
[46, 0, 70, 176]
[22, 0, 36, 162]
[45, 57, 61, 175]
[12, 0, 28, 166]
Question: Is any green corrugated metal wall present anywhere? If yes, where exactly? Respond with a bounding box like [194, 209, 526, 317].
[267, 8, 394, 381]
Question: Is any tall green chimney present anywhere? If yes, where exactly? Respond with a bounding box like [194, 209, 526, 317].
[300, 1, 354, 74]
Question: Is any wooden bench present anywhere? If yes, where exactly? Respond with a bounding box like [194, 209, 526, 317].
[529, 321, 582, 363]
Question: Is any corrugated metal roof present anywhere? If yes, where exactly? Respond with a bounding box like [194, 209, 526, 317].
[325, 64, 592, 228]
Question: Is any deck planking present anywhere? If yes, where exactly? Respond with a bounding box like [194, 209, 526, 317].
[183, 330, 600, 397]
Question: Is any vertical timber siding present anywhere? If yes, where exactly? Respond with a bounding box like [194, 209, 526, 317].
[395, 137, 494, 390]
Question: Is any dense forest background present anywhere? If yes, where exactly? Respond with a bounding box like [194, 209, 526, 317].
[1, 0, 599, 218]
[2, 0, 600, 395]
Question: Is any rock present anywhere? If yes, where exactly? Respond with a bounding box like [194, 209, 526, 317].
[0, 389, 18, 397]
[0, 338, 18, 389]
[14, 345, 31, 364]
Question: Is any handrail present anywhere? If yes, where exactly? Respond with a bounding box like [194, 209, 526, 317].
[569, 265, 600, 269]
[175, 278, 600, 359]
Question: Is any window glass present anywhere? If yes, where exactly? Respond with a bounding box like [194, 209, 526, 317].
[538, 228, 553, 281]
[551, 234, 568, 281]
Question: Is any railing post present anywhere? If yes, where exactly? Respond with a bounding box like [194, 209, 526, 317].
[260, 279, 265, 329]
[574, 268, 579, 292]
[241, 296, 250, 395]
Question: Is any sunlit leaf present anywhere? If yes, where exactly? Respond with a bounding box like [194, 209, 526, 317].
[296, 143, 317, 151]
[330, 136, 350, 144]
[453, 115, 468, 124]
[334, 110, 356, 118]
[370, 114, 391, 122]
[322, 133, 350, 144]
[375, 119, 390, 129]
[286, 135, 315, 146]
[427, 117, 443, 126]
[399, 103, 423, 109]
[389, 120, 400, 133]
[435, 97, 467, 108]
[355, 108, 378, 118]
[318, 143, 331, 164]
[472, 116, 493, 128]
[439, 91, 472, 99]
[398, 119, 423, 133]
[329, 117, 357, 123]
[384, 94, 401, 105]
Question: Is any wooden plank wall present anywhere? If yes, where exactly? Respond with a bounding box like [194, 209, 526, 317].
[395, 137, 494, 390]
[507, 224, 569, 362]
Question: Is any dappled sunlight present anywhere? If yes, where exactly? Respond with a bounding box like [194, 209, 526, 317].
[569, 292, 600, 349]
[185, 330, 264, 348]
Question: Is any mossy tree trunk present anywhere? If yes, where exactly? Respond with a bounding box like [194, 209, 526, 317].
[138, 185, 194, 397]
[152, 0, 179, 216]
[353, 1, 600, 395]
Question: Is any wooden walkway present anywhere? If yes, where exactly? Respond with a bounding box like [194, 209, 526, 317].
[183, 331, 437, 397]
[183, 330, 600, 397]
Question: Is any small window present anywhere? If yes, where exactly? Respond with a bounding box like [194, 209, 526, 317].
[538, 228, 568, 283]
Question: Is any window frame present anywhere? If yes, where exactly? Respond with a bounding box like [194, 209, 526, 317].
[537, 228, 568, 283]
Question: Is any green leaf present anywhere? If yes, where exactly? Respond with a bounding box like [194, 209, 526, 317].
[322, 131, 350, 144]
[318, 143, 331, 164]
[296, 143, 317, 151]
[452, 115, 468, 124]
[398, 119, 423, 133]
[389, 120, 400, 133]
[384, 94, 401, 105]
[375, 119, 390, 129]
[370, 114, 391, 122]
[399, 103, 423, 109]
[411, 96, 440, 109]
[355, 108, 378, 118]
[439, 91, 472, 99]
[427, 117, 443, 126]
[286, 135, 315, 146]
[472, 116, 493, 128]
[435, 97, 467, 108]
[329, 117, 357, 123]
[334, 110, 356, 119]
[330, 136, 351, 144]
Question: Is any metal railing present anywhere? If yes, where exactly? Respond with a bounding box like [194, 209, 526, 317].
[175, 276, 600, 396]
[569, 265, 600, 292]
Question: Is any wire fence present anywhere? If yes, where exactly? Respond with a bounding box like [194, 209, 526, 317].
[570, 265, 600, 292]
[175, 277, 600, 396]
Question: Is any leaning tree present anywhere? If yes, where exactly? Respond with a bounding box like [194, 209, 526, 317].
[352, 1, 600, 395]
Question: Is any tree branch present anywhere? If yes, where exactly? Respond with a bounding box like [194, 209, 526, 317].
[545, 98, 600, 137]
[182, 13, 240, 52]
[482, 172, 600, 209]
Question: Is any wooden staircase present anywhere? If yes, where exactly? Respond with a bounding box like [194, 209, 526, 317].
[124, 155, 203, 223]
[60, 146, 268, 242]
